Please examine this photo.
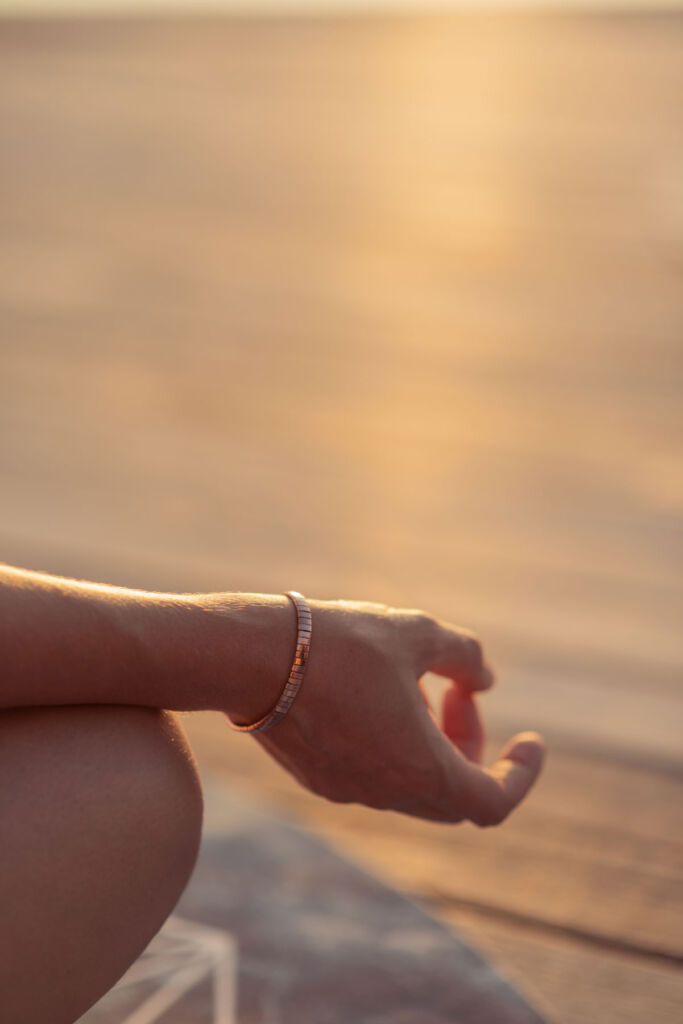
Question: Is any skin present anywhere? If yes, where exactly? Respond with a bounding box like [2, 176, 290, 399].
[0, 565, 545, 824]
[0, 564, 545, 1021]
[254, 598, 545, 826]
[0, 704, 203, 1024]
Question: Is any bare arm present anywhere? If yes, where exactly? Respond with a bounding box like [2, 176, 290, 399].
[0, 563, 545, 825]
[0, 563, 291, 721]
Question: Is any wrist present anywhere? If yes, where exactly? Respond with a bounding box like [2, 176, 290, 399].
[190, 591, 296, 722]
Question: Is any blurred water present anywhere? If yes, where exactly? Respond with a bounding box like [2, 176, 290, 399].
[0, 8, 681, 765]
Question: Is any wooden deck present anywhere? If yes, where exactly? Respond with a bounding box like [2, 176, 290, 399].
[1, 9, 682, 1023]
[83, 772, 547, 1024]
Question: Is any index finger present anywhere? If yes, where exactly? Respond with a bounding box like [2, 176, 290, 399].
[411, 613, 495, 693]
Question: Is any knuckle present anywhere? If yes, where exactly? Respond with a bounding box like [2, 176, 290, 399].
[413, 609, 438, 634]
[384, 608, 439, 666]
[392, 607, 435, 631]
[404, 609, 441, 651]
[463, 633, 484, 671]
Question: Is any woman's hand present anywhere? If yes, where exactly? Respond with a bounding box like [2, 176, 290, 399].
[253, 599, 545, 826]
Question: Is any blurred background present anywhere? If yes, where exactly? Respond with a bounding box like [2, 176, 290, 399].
[1, 2, 681, 1022]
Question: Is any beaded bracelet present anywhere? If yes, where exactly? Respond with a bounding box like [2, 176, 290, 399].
[227, 591, 312, 734]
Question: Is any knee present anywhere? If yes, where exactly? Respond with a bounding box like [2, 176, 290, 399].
[3, 703, 203, 890]
[99, 705, 205, 912]
[97, 705, 204, 886]
[0, 704, 204, 1024]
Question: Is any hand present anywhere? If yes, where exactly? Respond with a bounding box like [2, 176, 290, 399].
[254, 599, 545, 825]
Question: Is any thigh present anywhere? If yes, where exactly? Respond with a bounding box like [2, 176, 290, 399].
[0, 704, 203, 1024]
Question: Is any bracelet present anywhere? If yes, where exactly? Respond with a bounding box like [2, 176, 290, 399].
[227, 591, 312, 734]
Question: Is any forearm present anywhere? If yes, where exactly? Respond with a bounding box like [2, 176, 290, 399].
[0, 564, 292, 720]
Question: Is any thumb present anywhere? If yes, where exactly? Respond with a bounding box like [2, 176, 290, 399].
[460, 731, 546, 827]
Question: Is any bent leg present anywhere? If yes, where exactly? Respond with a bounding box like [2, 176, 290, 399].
[0, 704, 203, 1024]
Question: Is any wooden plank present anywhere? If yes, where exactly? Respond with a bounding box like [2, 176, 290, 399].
[184, 712, 683, 1024]
[444, 909, 683, 1024]
[82, 773, 548, 1024]
[183, 713, 683, 960]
